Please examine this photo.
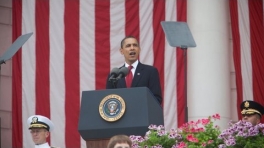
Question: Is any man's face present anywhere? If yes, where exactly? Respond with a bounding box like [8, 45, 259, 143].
[242, 114, 260, 125]
[114, 143, 130, 148]
[30, 128, 49, 145]
[120, 38, 140, 65]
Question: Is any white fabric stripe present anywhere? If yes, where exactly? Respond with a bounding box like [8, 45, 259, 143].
[49, 0, 66, 147]
[139, 0, 154, 65]
[22, 0, 36, 147]
[80, 0, 96, 91]
[238, 0, 253, 101]
[164, 0, 177, 130]
[80, 0, 96, 147]
[110, 0, 126, 68]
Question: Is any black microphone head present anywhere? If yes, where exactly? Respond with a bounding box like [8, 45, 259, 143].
[110, 67, 119, 76]
[118, 67, 129, 78]
[108, 67, 120, 82]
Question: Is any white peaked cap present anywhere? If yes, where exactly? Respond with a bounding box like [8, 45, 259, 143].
[27, 115, 54, 131]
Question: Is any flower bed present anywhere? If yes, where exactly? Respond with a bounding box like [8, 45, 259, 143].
[130, 114, 264, 148]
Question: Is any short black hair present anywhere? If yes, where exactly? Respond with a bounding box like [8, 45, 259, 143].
[120, 36, 139, 48]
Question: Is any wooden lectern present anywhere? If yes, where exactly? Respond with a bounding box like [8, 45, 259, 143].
[78, 87, 164, 148]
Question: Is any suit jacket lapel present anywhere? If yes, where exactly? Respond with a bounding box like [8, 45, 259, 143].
[131, 62, 143, 87]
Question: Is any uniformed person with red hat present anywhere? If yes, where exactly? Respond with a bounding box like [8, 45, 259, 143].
[240, 100, 264, 125]
[27, 115, 58, 148]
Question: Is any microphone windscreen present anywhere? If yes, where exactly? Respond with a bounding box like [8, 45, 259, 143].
[110, 67, 119, 75]
[119, 67, 129, 77]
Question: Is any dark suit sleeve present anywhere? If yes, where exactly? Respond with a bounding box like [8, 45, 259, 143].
[148, 67, 163, 104]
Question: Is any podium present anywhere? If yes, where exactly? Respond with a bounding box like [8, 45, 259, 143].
[78, 87, 164, 148]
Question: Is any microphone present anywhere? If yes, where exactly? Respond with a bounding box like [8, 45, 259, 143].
[108, 67, 119, 82]
[116, 67, 129, 80]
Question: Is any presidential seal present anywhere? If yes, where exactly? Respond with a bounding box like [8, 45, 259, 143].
[99, 94, 126, 122]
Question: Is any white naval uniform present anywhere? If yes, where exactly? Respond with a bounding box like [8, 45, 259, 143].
[35, 142, 50, 148]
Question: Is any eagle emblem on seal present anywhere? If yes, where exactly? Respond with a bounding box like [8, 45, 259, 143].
[99, 94, 126, 122]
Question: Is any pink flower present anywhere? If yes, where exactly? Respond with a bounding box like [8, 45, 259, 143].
[148, 124, 157, 130]
[207, 140, 214, 144]
[157, 125, 165, 130]
[202, 142, 206, 147]
[196, 119, 201, 124]
[188, 121, 195, 126]
[176, 142, 187, 148]
[186, 134, 199, 143]
[180, 123, 189, 129]
[201, 119, 210, 125]
[198, 127, 204, 132]
[212, 113, 220, 120]
[190, 127, 197, 133]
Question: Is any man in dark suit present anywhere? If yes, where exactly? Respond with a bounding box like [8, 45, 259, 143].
[106, 36, 162, 104]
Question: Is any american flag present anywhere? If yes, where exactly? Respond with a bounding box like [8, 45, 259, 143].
[12, 0, 186, 147]
[229, 0, 264, 123]
[12, 0, 264, 147]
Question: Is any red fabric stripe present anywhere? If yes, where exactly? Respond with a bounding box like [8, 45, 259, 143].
[95, 0, 111, 90]
[248, 0, 264, 123]
[125, 0, 139, 39]
[12, 0, 23, 147]
[229, 0, 243, 120]
[35, 0, 50, 117]
[153, 0, 165, 106]
[35, 1, 51, 143]
[176, 0, 187, 126]
[64, 0, 80, 147]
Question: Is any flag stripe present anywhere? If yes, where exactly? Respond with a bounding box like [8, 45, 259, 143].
[95, 0, 111, 90]
[22, 0, 37, 148]
[35, 0, 50, 119]
[80, 0, 96, 90]
[50, 0, 66, 146]
[12, 0, 23, 147]
[229, 0, 243, 119]
[153, 0, 165, 106]
[125, 0, 140, 39]
[163, 0, 177, 129]
[176, 0, 187, 126]
[139, 0, 154, 65]
[64, 0, 81, 147]
[249, 0, 264, 105]
[239, 0, 252, 102]
[80, 0, 96, 147]
[109, 0, 125, 68]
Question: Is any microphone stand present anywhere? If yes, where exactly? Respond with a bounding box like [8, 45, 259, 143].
[161, 21, 196, 124]
[109, 78, 118, 88]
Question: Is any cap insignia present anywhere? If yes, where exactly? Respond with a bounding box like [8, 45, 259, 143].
[32, 117, 38, 123]
[244, 101, 250, 108]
